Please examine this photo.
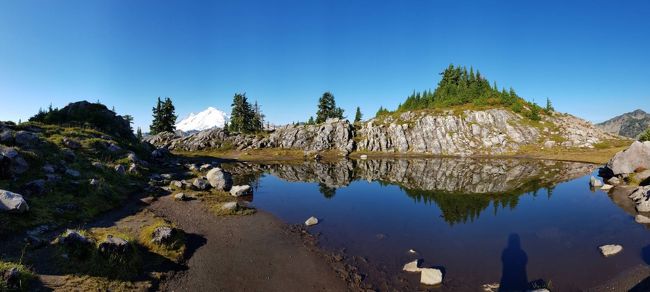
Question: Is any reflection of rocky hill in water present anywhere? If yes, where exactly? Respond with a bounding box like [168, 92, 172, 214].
[225, 159, 595, 224]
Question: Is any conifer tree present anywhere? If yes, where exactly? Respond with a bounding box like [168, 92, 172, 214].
[252, 101, 265, 131]
[149, 97, 163, 134]
[136, 127, 143, 140]
[545, 97, 554, 112]
[307, 116, 315, 125]
[123, 115, 134, 131]
[228, 93, 263, 133]
[150, 97, 177, 134]
[354, 106, 362, 123]
[316, 91, 344, 123]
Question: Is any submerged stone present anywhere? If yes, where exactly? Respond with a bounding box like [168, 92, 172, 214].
[599, 244, 623, 257]
[402, 260, 422, 272]
[420, 268, 443, 285]
[305, 216, 319, 226]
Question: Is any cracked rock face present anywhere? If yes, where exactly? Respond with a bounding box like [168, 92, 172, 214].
[145, 118, 355, 154]
[145, 109, 617, 156]
[357, 109, 617, 155]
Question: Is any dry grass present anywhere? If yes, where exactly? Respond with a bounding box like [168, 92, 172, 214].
[513, 145, 629, 164]
[174, 148, 346, 162]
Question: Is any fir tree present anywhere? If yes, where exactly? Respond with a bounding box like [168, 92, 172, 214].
[123, 115, 134, 131]
[545, 97, 554, 112]
[149, 97, 177, 134]
[228, 93, 263, 133]
[252, 101, 265, 131]
[149, 97, 163, 134]
[136, 127, 143, 140]
[315, 91, 344, 123]
[354, 106, 362, 123]
[307, 116, 315, 125]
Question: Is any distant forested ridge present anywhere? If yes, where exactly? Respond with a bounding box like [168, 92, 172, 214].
[389, 64, 548, 121]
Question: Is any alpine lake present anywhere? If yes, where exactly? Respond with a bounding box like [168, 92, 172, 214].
[221, 158, 650, 291]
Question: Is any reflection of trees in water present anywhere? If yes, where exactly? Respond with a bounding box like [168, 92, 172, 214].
[318, 183, 337, 199]
[403, 188, 521, 225]
[399, 176, 563, 224]
[223, 159, 594, 224]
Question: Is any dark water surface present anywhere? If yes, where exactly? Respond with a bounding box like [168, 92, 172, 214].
[224, 158, 650, 291]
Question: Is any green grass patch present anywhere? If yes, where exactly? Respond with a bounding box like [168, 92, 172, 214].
[138, 220, 186, 262]
[0, 261, 35, 291]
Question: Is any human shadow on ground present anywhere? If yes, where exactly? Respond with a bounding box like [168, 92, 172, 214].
[499, 233, 529, 292]
[630, 245, 650, 291]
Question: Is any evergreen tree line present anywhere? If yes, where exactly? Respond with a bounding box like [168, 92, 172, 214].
[29, 101, 136, 140]
[149, 97, 177, 135]
[228, 93, 264, 134]
[392, 64, 553, 121]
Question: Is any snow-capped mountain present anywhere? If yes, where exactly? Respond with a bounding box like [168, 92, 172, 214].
[175, 107, 229, 132]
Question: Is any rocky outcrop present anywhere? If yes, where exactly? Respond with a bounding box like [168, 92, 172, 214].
[146, 109, 619, 156]
[604, 141, 650, 176]
[146, 118, 355, 153]
[206, 168, 233, 191]
[357, 109, 618, 155]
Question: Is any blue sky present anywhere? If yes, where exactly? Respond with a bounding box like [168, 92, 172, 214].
[1, 0, 649, 130]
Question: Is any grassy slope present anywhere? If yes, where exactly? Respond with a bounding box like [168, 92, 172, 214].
[0, 122, 152, 236]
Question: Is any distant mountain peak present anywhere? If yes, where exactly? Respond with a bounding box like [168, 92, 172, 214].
[596, 109, 650, 138]
[176, 107, 229, 132]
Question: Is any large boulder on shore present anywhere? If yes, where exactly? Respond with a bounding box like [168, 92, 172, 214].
[0, 190, 29, 213]
[606, 141, 650, 175]
[206, 168, 233, 191]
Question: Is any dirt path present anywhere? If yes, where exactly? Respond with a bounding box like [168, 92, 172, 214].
[148, 195, 350, 292]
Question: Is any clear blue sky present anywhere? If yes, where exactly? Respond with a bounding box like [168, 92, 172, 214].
[1, 0, 649, 131]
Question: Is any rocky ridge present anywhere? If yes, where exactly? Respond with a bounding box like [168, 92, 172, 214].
[146, 108, 621, 156]
[596, 109, 650, 138]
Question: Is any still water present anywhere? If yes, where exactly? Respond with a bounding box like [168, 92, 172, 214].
[224, 158, 650, 291]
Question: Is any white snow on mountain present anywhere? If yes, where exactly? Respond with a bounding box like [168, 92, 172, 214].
[175, 107, 229, 132]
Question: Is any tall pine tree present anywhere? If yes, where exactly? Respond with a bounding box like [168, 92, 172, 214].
[150, 97, 177, 134]
[228, 93, 264, 133]
[354, 106, 362, 123]
[150, 97, 163, 134]
[316, 91, 344, 123]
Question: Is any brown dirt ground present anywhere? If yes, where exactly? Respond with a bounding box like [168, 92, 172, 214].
[149, 194, 353, 292]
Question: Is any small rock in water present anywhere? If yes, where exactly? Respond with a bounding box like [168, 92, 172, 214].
[402, 260, 422, 272]
[305, 216, 319, 226]
[601, 184, 613, 191]
[408, 249, 417, 254]
[636, 214, 650, 224]
[420, 268, 443, 285]
[599, 244, 623, 257]
[590, 176, 604, 187]
[481, 283, 500, 292]
[360, 154, 368, 160]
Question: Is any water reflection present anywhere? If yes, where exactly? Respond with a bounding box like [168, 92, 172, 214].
[225, 158, 595, 224]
